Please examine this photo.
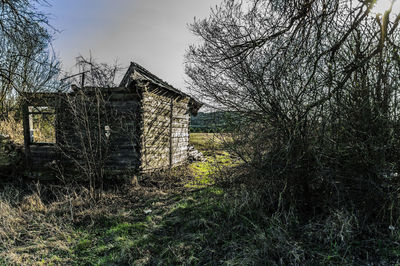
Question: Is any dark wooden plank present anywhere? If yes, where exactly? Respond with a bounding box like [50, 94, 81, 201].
[22, 101, 31, 167]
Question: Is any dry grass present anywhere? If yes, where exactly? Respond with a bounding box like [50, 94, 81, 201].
[0, 179, 193, 265]
[0, 185, 75, 265]
[1, 133, 399, 264]
[0, 115, 23, 144]
[1, 177, 400, 265]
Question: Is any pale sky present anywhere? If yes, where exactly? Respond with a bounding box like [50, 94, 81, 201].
[41, 0, 398, 93]
[40, 0, 222, 93]
[372, 0, 400, 14]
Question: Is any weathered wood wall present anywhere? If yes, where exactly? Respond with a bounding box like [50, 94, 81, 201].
[140, 85, 190, 172]
[106, 98, 141, 170]
[56, 90, 141, 171]
[29, 145, 58, 169]
[140, 89, 173, 171]
[171, 97, 190, 166]
[24, 84, 192, 173]
[25, 89, 142, 172]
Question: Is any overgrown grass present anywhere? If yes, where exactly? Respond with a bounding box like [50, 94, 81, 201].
[0, 185, 77, 265]
[1, 133, 400, 264]
[1, 180, 400, 264]
[71, 187, 228, 265]
[0, 114, 24, 145]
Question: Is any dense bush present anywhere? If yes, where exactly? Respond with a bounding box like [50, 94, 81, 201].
[186, 0, 400, 226]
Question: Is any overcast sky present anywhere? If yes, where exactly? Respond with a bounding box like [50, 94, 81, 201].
[40, 0, 222, 92]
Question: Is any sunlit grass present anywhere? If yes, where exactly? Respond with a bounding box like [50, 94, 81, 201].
[4, 131, 397, 264]
[188, 133, 240, 188]
[2, 173, 400, 264]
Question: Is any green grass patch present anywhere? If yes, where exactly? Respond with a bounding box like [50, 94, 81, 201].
[188, 150, 240, 188]
[2, 181, 400, 264]
[69, 187, 236, 265]
[2, 132, 398, 264]
[189, 132, 240, 188]
[67, 185, 324, 265]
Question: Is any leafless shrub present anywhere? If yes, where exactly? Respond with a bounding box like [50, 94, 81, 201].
[186, 0, 400, 223]
[53, 57, 129, 195]
[57, 87, 111, 194]
[0, 0, 59, 120]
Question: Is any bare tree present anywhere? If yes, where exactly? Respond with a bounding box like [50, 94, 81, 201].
[0, 0, 59, 118]
[72, 55, 122, 88]
[186, 0, 400, 220]
[0, 0, 59, 150]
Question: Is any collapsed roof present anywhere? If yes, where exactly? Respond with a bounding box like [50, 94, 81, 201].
[120, 62, 202, 115]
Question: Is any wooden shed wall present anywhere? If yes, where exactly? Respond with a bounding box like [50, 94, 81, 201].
[140, 90, 172, 171]
[57, 92, 141, 171]
[25, 91, 141, 171]
[25, 86, 192, 173]
[104, 98, 141, 170]
[171, 98, 190, 165]
[140, 88, 190, 172]
[29, 145, 58, 169]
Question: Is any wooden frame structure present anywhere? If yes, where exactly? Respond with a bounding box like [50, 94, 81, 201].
[22, 62, 202, 173]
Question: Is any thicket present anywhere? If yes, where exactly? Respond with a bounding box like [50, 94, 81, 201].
[0, 0, 59, 117]
[0, 0, 58, 179]
[186, 0, 400, 230]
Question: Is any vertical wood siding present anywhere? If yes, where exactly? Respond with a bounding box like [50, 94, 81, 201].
[140, 87, 190, 172]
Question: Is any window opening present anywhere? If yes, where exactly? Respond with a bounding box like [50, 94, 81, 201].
[28, 106, 56, 144]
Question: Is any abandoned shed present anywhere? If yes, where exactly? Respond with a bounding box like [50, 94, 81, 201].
[22, 62, 202, 173]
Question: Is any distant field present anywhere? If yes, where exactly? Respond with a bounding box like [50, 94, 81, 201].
[189, 133, 226, 153]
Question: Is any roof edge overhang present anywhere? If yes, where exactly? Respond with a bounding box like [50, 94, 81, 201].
[121, 62, 203, 115]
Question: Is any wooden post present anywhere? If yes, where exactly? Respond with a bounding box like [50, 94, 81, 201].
[169, 98, 173, 168]
[81, 72, 85, 88]
[22, 101, 31, 168]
